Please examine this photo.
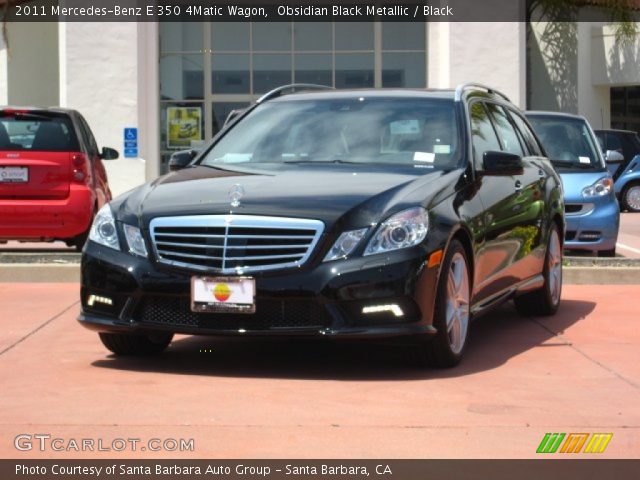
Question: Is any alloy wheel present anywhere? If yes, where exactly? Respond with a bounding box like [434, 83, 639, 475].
[445, 252, 470, 354]
[547, 228, 562, 305]
[625, 185, 640, 212]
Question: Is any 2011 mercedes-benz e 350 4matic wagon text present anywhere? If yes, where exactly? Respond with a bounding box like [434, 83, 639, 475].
[78, 84, 564, 367]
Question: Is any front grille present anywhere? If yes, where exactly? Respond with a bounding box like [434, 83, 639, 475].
[135, 296, 331, 330]
[150, 215, 324, 274]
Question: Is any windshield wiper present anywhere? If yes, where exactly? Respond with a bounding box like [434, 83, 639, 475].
[551, 159, 595, 169]
[550, 159, 574, 167]
[282, 158, 361, 165]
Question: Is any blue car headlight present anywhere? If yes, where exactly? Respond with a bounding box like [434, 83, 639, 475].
[582, 177, 613, 198]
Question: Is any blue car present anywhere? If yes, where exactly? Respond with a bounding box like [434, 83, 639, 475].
[595, 129, 640, 213]
[526, 112, 619, 257]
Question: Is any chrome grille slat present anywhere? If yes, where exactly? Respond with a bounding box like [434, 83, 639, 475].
[150, 214, 324, 274]
[224, 253, 305, 261]
[225, 244, 310, 250]
[154, 232, 315, 240]
[162, 251, 223, 261]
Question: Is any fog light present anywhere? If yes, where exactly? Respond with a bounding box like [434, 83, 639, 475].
[579, 232, 601, 241]
[362, 304, 404, 317]
[87, 295, 113, 307]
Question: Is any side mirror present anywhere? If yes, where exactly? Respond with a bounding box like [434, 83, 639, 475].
[100, 147, 119, 160]
[482, 151, 523, 176]
[169, 149, 198, 171]
[605, 150, 624, 163]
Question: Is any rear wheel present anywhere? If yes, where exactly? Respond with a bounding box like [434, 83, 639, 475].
[514, 225, 562, 316]
[621, 182, 640, 213]
[412, 239, 471, 368]
[98, 332, 173, 356]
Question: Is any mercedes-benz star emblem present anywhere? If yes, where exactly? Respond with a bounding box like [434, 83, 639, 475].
[228, 184, 245, 208]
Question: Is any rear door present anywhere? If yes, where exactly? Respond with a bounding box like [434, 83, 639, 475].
[0, 110, 79, 199]
[471, 101, 544, 302]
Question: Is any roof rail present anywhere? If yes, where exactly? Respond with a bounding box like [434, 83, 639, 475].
[256, 84, 333, 104]
[454, 83, 511, 102]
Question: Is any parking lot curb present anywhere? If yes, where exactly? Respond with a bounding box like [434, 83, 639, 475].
[1, 263, 640, 284]
[0, 264, 79, 283]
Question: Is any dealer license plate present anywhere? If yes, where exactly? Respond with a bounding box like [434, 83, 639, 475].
[191, 276, 255, 314]
[0, 166, 28, 183]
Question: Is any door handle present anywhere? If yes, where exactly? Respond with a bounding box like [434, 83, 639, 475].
[515, 180, 523, 192]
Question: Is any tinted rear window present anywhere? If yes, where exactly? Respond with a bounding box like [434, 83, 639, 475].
[0, 114, 78, 152]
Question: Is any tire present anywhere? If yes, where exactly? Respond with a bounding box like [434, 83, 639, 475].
[514, 225, 562, 316]
[98, 332, 173, 356]
[411, 239, 471, 368]
[71, 208, 96, 252]
[598, 248, 616, 258]
[621, 182, 640, 213]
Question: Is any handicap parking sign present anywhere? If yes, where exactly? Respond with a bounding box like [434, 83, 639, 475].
[124, 128, 137, 140]
[124, 128, 138, 158]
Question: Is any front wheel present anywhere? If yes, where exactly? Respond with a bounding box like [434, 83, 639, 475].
[514, 225, 562, 316]
[98, 332, 174, 356]
[621, 182, 640, 213]
[412, 239, 471, 368]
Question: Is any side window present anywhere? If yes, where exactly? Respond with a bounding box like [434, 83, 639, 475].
[606, 133, 623, 154]
[470, 102, 501, 170]
[486, 104, 524, 156]
[509, 111, 543, 156]
[77, 115, 99, 156]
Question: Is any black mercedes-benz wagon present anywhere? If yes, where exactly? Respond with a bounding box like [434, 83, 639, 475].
[79, 83, 564, 367]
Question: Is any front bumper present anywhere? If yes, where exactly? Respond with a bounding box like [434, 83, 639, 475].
[563, 196, 619, 252]
[78, 241, 439, 339]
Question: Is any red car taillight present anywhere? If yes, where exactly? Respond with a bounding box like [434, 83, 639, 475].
[71, 153, 90, 184]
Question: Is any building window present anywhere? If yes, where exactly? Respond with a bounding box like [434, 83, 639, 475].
[159, 22, 428, 173]
[611, 86, 640, 134]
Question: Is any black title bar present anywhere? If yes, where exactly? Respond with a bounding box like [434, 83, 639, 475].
[2, 0, 634, 23]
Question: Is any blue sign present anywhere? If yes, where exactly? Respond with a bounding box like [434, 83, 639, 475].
[124, 128, 138, 158]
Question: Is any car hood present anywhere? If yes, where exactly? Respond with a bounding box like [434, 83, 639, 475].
[114, 165, 452, 231]
[558, 171, 610, 202]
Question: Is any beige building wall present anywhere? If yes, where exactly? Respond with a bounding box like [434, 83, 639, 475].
[59, 22, 145, 197]
[428, 21, 527, 108]
[4, 22, 59, 107]
[530, 19, 639, 130]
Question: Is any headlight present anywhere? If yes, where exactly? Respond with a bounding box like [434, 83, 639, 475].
[123, 224, 148, 257]
[89, 204, 119, 250]
[364, 207, 429, 256]
[582, 177, 613, 198]
[323, 228, 368, 262]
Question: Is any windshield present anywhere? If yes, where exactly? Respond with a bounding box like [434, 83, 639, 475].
[199, 97, 462, 170]
[526, 115, 604, 170]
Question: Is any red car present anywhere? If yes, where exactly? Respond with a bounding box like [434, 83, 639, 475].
[0, 108, 118, 250]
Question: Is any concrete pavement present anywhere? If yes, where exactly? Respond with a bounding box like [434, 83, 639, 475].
[618, 212, 640, 258]
[0, 283, 638, 459]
